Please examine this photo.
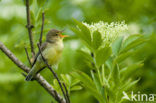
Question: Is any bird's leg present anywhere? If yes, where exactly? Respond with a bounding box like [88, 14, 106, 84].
[36, 66, 46, 74]
[22, 66, 46, 81]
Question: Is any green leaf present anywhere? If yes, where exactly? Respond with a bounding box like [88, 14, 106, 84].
[85, 87, 105, 103]
[95, 46, 112, 67]
[120, 78, 140, 91]
[91, 70, 101, 93]
[73, 19, 92, 48]
[35, 8, 42, 22]
[71, 71, 105, 103]
[121, 38, 145, 53]
[30, 10, 35, 25]
[71, 71, 95, 88]
[70, 27, 92, 49]
[32, 0, 39, 16]
[76, 49, 93, 62]
[112, 64, 120, 86]
[120, 34, 145, 53]
[71, 86, 82, 91]
[91, 68, 108, 102]
[115, 51, 133, 63]
[37, 0, 46, 6]
[112, 36, 123, 55]
[105, 87, 116, 102]
[61, 74, 71, 86]
[122, 34, 142, 48]
[121, 62, 143, 81]
[92, 31, 103, 50]
[53, 79, 60, 93]
[102, 65, 109, 86]
[71, 79, 80, 86]
[124, 78, 140, 91]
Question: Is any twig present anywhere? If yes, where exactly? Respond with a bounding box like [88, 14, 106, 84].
[39, 12, 45, 45]
[63, 83, 70, 103]
[24, 47, 32, 67]
[0, 42, 65, 103]
[37, 43, 68, 103]
[26, 0, 35, 57]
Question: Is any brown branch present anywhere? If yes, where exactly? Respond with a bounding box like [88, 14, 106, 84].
[0, 42, 65, 103]
[26, 0, 35, 57]
[37, 43, 69, 103]
[39, 12, 45, 45]
[63, 83, 70, 103]
[24, 47, 32, 67]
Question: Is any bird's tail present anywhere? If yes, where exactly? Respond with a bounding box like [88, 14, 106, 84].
[25, 67, 37, 81]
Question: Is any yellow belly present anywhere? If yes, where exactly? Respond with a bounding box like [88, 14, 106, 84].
[43, 46, 62, 65]
[48, 51, 62, 65]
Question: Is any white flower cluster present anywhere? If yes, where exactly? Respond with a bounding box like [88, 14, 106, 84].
[83, 21, 128, 44]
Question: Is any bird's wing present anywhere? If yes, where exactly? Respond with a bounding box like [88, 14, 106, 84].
[32, 42, 48, 67]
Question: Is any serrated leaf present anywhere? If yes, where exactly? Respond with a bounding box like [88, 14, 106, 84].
[73, 19, 92, 48]
[112, 36, 123, 55]
[95, 46, 112, 67]
[70, 27, 92, 49]
[92, 31, 103, 50]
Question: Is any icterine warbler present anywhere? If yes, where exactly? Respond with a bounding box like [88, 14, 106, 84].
[25, 29, 68, 81]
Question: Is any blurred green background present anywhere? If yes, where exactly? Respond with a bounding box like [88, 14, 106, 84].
[0, 0, 156, 103]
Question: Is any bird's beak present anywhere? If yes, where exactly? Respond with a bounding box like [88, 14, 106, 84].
[59, 34, 69, 38]
[58, 30, 68, 38]
[58, 32, 69, 38]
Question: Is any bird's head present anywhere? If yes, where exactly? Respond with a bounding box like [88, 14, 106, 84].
[46, 29, 68, 43]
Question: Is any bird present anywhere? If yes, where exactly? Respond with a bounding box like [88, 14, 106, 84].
[25, 29, 68, 81]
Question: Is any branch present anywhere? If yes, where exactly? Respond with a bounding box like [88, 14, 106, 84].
[24, 47, 32, 67]
[26, 0, 35, 57]
[39, 12, 45, 45]
[0, 42, 65, 103]
[37, 43, 69, 103]
[63, 83, 70, 103]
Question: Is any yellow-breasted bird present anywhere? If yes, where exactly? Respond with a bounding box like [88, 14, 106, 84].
[25, 29, 68, 81]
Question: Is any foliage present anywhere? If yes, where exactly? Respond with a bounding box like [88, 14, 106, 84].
[0, 0, 156, 103]
[71, 20, 145, 103]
